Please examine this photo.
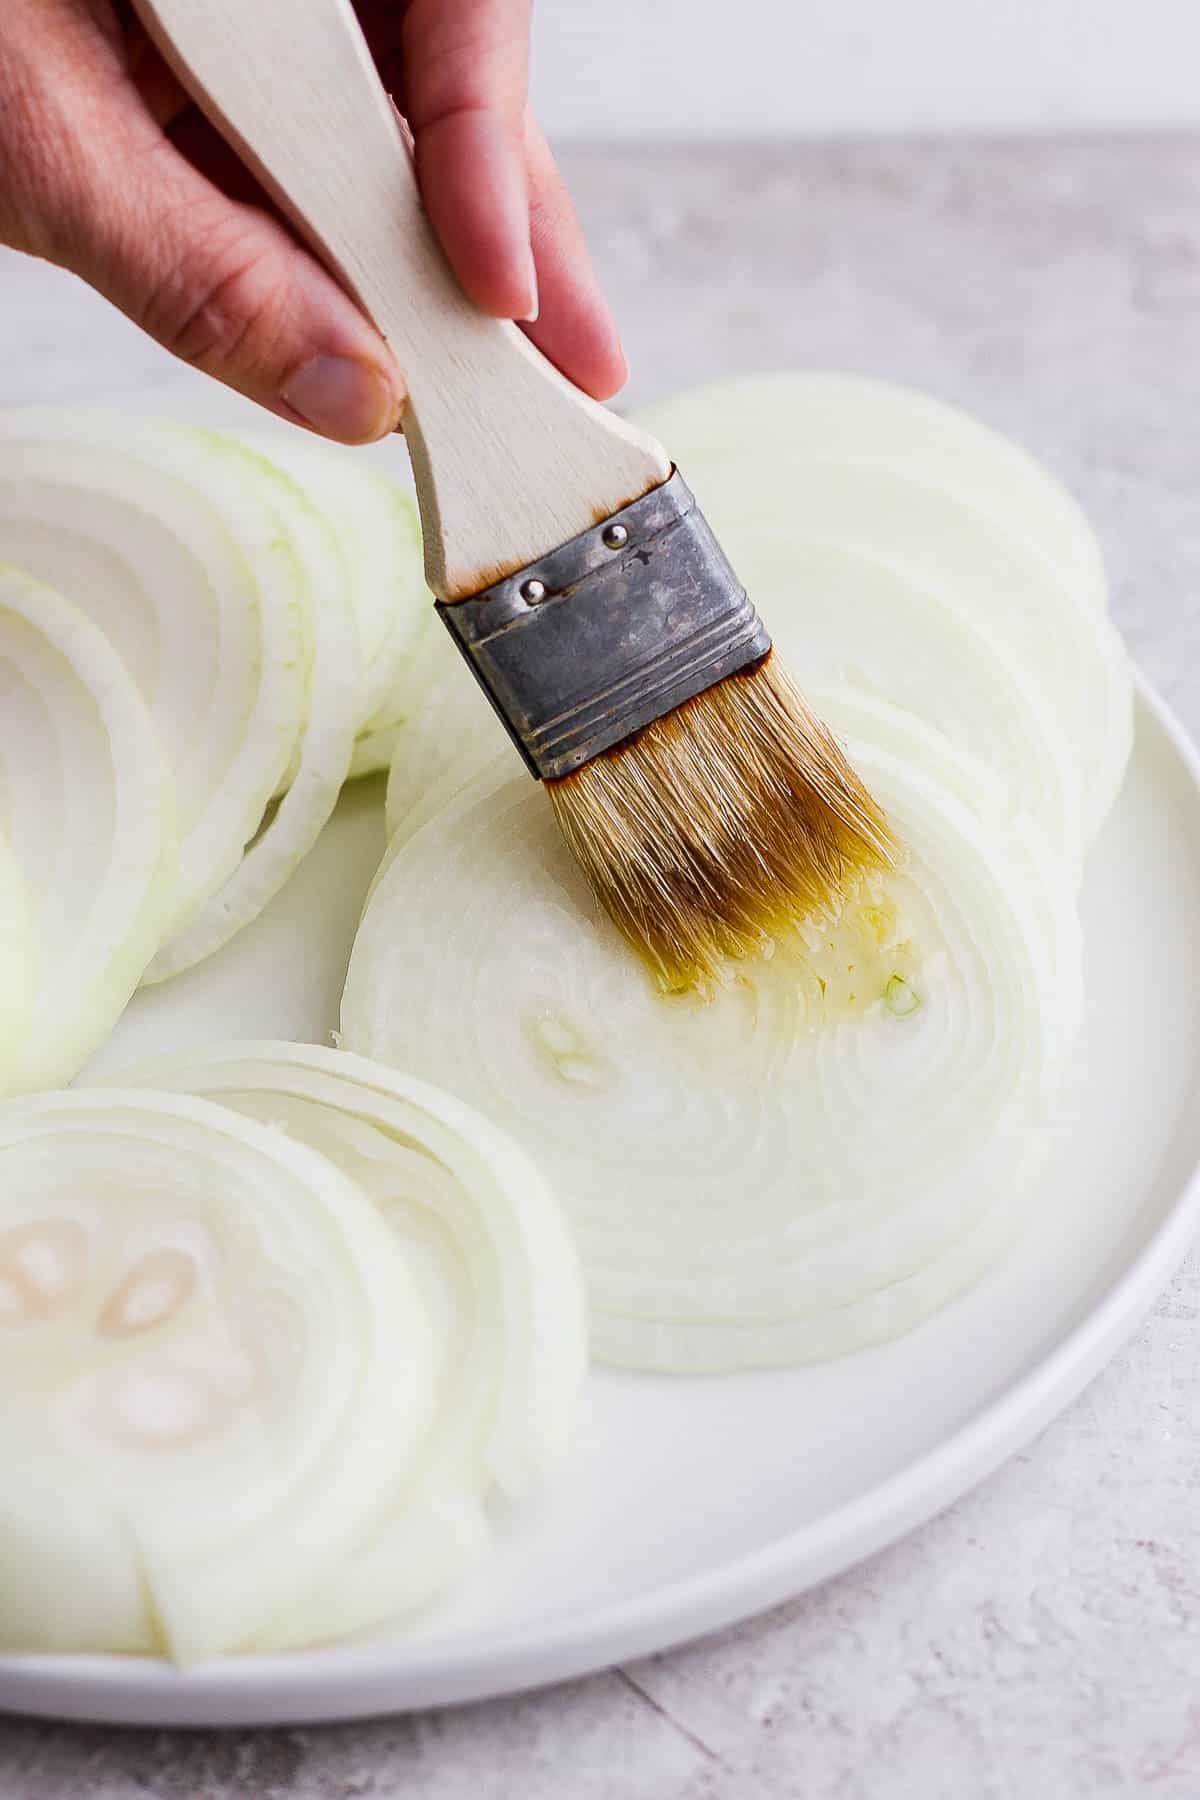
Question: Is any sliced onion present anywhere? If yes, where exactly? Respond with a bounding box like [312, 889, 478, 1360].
[0, 1089, 434, 1662]
[143, 432, 362, 979]
[0, 831, 33, 1093]
[0, 568, 174, 1092]
[634, 370, 1109, 612]
[0, 414, 309, 942]
[346, 694, 1079, 1373]
[709, 530, 1084, 864]
[261, 1488, 490, 1650]
[349, 719, 401, 782]
[384, 605, 512, 845]
[665, 454, 1129, 844]
[93, 1041, 586, 1647]
[236, 431, 427, 753]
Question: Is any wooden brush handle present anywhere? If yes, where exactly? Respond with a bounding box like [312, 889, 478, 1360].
[131, 0, 670, 598]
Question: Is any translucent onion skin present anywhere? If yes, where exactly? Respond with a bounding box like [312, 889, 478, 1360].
[0, 1089, 435, 1664]
[92, 1042, 587, 1649]
[346, 694, 1083, 1374]
[0, 568, 175, 1093]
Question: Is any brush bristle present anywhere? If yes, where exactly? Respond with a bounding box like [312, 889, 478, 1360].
[547, 652, 899, 992]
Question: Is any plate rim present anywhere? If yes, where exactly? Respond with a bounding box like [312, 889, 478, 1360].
[2, 670, 1199, 1728]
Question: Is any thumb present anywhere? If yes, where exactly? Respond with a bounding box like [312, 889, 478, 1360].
[55, 127, 405, 444]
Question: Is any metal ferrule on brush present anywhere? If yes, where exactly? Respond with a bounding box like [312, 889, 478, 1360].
[435, 470, 772, 781]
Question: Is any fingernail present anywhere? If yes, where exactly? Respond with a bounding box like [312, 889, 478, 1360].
[521, 253, 540, 324]
[283, 355, 400, 443]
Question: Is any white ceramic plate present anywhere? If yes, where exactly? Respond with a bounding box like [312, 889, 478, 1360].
[1, 677, 1198, 1728]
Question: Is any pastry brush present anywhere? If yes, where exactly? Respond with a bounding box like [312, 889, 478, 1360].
[132, 0, 896, 990]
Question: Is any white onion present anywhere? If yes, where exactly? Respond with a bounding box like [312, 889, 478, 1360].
[346, 694, 1080, 1373]
[235, 431, 427, 756]
[93, 1041, 587, 1647]
[669, 456, 1130, 844]
[384, 607, 510, 846]
[634, 370, 1108, 612]
[143, 432, 362, 979]
[0, 1089, 434, 1662]
[348, 719, 402, 782]
[0, 569, 174, 1092]
[0, 413, 309, 943]
[0, 831, 33, 1093]
[0, 411, 364, 979]
[705, 530, 1083, 865]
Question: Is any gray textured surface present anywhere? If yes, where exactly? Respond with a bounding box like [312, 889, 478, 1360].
[2, 136, 1200, 1797]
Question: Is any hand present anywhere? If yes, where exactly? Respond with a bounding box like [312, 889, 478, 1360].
[0, 0, 628, 442]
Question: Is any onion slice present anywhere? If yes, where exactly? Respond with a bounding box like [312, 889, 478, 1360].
[673, 456, 1130, 844]
[93, 1042, 587, 1646]
[734, 531, 1086, 869]
[0, 414, 309, 943]
[235, 432, 427, 762]
[0, 568, 174, 1092]
[143, 432, 363, 979]
[347, 694, 1080, 1373]
[0, 1089, 434, 1662]
[383, 605, 512, 846]
[634, 371, 1109, 612]
[0, 831, 33, 1093]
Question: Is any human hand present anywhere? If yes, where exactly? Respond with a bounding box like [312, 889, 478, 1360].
[0, 0, 627, 442]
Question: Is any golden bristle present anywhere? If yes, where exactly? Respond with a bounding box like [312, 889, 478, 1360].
[547, 652, 899, 992]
